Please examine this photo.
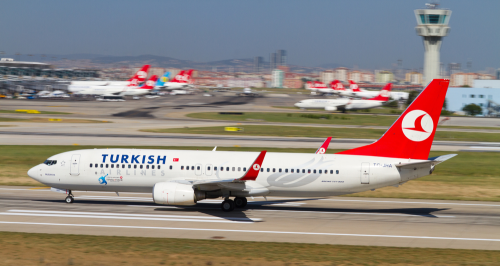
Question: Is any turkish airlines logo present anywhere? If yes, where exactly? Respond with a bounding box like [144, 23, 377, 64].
[252, 164, 261, 171]
[380, 90, 390, 98]
[334, 83, 344, 90]
[317, 148, 326, 154]
[137, 71, 147, 79]
[129, 79, 138, 86]
[401, 110, 434, 142]
[145, 80, 155, 87]
[350, 84, 359, 90]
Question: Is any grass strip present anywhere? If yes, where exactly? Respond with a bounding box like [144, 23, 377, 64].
[2, 145, 500, 201]
[142, 125, 500, 142]
[0, 231, 499, 265]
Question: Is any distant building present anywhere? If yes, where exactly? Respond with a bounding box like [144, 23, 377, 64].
[276, 50, 287, 66]
[361, 72, 374, 83]
[271, 69, 284, 88]
[283, 78, 303, 89]
[254, 56, 263, 73]
[474, 80, 500, 88]
[448, 63, 461, 76]
[270, 53, 277, 70]
[446, 87, 500, 116]
[349, 71, 362, 83]
[405, 71, 423, 84]
[334, 67, 349, 82]
[496, 69, 500, 80]
[320, 70, 335, 84]
[450, 73, 494, 87]
[375, 71, 394, 83]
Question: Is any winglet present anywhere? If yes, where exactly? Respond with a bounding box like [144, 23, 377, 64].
[316, 137, 332, 154]
[239, 151, 267, 181]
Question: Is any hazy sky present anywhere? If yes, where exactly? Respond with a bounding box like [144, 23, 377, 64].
[0, 0, 498, 70]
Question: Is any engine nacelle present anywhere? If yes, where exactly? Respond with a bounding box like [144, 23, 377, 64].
[152, 182, 205, 206]
[325, 106, 337, 111]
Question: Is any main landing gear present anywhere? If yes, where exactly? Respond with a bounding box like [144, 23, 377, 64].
[221, 197, 248, 212]
[65, 190, 74, 204]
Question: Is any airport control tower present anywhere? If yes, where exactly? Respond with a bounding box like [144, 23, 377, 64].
[414, 3, 451, 84]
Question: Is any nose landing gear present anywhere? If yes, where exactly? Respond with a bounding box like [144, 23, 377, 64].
[65, 190, 74, 204]
[221, 197, 247, 212]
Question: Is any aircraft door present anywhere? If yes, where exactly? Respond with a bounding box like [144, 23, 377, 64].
[205, 164, 213, 176]
[195, 163, 202, 176]
[70, 154, 81, 176]
[360, 162, 370, 184]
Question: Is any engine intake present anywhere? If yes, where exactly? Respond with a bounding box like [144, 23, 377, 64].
[153, 182, 205, 206]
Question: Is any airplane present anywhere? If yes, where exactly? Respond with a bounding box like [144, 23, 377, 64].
[295, 83, 392, 112]
[154, 71, 171, 89]
[306, 81, 335, 94]
[68, 65, 151, 93]
[27, 79, 455, 212]
[159, 69, 194, 90]
[339, 80, 409, 100]
[74, 75, 158, 97]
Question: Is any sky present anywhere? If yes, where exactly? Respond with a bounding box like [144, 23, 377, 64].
[0, 0, 498, 71]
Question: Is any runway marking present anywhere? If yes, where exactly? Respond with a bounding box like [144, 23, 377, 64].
[1, 221, 499, 242]
[76, 196, 153, 201]
[251, 209, 454, 218]
[2, 210, 260, 223]
[322, 199, 500, 207]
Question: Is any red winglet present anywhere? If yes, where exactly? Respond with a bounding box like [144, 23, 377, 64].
[316, 137, 332, 154]
[239, 151, 267, 181]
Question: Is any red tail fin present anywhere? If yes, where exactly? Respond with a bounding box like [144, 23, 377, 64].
[316, 137, 332, 154]
[172, 69, 193, 83]
[314, 81, 327, 88]
[336, 79, 449, 160]
[171, 70, 185, 82]
[330, 80, 345, 90]
[349, 80, 361, 92]
[240, 151, 267, 181]
[140, 75, 158, 89]
[368, 83, 392, 101]
[128, 65, 150, 83]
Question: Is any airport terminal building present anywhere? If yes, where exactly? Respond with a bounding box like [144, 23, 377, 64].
[446, 80, 500, 116]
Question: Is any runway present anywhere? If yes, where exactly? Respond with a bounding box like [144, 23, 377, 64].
[1, 186, 499, 250]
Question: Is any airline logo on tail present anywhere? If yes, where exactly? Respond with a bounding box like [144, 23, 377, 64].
[349, 80, 361, 92]
[331, 80, 345, 90]
[401, 110, 433, 142]
[128, 65, 150, 84]
[140, 75, 158, 89]
[368, 83, 392, 101]
[172, 70, 193, 83]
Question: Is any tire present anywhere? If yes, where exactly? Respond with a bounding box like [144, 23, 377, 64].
[234, 197, 247, 208]
[65, 196, 74, 204]
[221, 199, 235, 212]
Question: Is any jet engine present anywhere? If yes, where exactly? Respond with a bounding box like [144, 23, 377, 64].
[325, 106, 337, 111]
[152, 182, 206, 206]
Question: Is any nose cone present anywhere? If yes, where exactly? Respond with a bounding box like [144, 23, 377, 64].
[27, 166, 39, 181]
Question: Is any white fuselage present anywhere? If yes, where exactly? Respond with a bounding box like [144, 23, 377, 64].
[71, 85, 151, 96]
[161, 82, 190, 90]
[28, 149, 428, 197]
[295, 99, 385, 110]
[68, 81, 130, 93]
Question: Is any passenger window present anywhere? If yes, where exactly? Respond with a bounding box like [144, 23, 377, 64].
[122, 164, 125, 168]
[272, 168, 275, 173]
[192, 166, 195, 170]
[291, 169, 294, 173]
[89, 164, 92, 168]
[152, 165, 155, 169]
[140, 165, 143, 169]
[146, 165, 149, 169]
[279, 168, 282, 173]
[158, 166, 161, 169]
[267, 168, 270, 172]
[238, 167, 241, 171]
[336, 170, 339, 174]
[95, 164, 98, 168]
[197, 166, 200, 170]
[313, 169, 316, 174]
[128, 165, 131, 169]
[260, 168, 264, 172]
[106, 164, 109, 168]
[226, 167, 229, 171]
[134, 165, 137, 169]
[319, 170, 322, 174]
[324, 169, 327, 174]
[243, 167, 246, 171]
[214, 166, 218, 171]
[169, 165, 172, 170]
[302, 169, 305, 173]
[100, 164, 103, 168]
[220, 167, 224, 171]
[181, 166, 184, 170]
[207, 166, 211, 171]
[330, 170, 333, 174]
[285, 169, 288, 173]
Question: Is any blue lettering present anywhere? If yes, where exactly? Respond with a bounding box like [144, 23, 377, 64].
[147, 155, 154, 164]
[131, 155, 140, 164]
[157, 156, 166, 164]
[110, 154, 119, 163]
[102, 154, 109, 163]
[142, 155, 146, 164]
[121, 155, 129, 163]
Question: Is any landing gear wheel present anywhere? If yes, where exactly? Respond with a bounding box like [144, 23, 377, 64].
[234, 197, 247, 208]
[65, 196, 74, 204]
[221, 199, 235, 212]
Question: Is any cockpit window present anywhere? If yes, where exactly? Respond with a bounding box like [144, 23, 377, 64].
[43, 160, 57, 166]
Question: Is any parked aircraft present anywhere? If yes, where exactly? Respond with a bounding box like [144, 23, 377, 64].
[154, 71, 171, 88]
[27, 79, 454, 212]
[339, 80, 409, 100]
[160, 69, 194, 90]
[295, 83, 392, 112]
[68, 65, 151, 93]
[306, 81, 335, 94]
[73, 75, 158, 97]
